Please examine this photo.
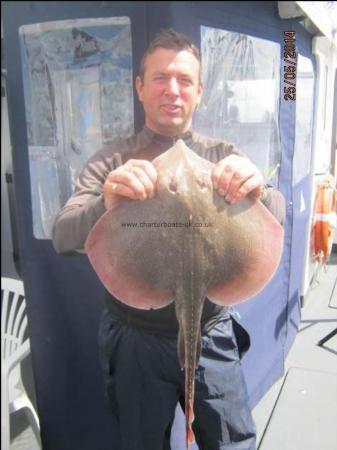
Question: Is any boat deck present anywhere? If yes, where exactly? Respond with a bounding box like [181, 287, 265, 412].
[9, 252, 337, 449]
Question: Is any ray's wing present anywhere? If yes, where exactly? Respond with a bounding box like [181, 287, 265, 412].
[205, 195, 284, 305]
[85, 139, 284, 311]
[85, 196, 179, 309]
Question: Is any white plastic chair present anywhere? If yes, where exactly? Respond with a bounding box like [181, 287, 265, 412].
[1, 277, 41, 450]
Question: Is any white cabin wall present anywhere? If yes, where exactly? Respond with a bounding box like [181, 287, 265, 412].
[301, 36, 337, 298]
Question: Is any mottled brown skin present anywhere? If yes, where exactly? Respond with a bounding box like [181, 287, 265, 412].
[85, 140, 284, 449]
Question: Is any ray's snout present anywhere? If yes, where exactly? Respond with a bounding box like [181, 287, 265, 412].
[158, 172, 212, 202]
[153, 139, 214, 202]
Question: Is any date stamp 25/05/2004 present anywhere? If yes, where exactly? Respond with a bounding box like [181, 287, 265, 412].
[284, 30, 297, 101]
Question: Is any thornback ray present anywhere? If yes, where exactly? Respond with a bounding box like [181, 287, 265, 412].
[85, 139, 284, 449]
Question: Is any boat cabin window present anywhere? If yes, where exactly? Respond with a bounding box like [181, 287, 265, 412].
[194, 25, 281, 187]
[19, 17, 133, 239]
[293, 55, 315, 185]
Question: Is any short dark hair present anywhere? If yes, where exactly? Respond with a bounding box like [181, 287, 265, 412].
[139, 28, 201, 81]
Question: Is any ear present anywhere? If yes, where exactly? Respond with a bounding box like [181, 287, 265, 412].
[195, 81, 204, 111]
[135, 76, 144, 103]
[197, 81, 204, 103]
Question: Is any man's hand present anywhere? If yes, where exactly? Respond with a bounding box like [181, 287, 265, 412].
[103, 159, 157, 210]
[212, 155, 264, 204]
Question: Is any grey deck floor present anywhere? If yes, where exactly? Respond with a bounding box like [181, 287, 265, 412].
[253, 252, 337, 449]
[9, 253, 337, 450]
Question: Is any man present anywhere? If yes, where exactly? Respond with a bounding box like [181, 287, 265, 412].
[53, 29, 285, 450]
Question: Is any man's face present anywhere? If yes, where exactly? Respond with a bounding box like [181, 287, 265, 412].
[136, 48, 203, 136]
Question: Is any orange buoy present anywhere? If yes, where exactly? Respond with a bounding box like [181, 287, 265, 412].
[312, 177, 337, 263]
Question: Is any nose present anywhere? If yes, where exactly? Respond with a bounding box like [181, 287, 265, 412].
[164, 77, 180, 97]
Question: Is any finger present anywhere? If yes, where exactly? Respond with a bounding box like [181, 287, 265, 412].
[126, 159, 158, 184]
[229, 175, 263, 204]
[214, 159, 247, 197]
[110, 182, 140, 200]
[130, 166, 155, 198]
[211, 160, 228, 190]
[211, 155, 245, 192]
[109, 169, 147, 199]
[224, 165, 255, 202]
[103, 181, 139, 210]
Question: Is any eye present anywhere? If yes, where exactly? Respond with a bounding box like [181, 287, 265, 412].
[197, 179, 208, 192]
[179, 78, 193, 86]
[153, 75, 166, 82]
[169, 180, 177, 194]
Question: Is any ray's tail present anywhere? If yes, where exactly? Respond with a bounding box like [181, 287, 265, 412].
[182, 326, 200, 449]
[185, 368, 196, 448]
[176, 293, 204, 450]
[175, 228, 207, 449]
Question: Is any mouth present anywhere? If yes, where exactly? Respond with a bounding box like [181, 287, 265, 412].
[160, 104, 182, 114]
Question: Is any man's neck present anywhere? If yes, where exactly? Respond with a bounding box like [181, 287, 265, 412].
[145, 123, 192, 138]
[144, 125, 192, 139]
